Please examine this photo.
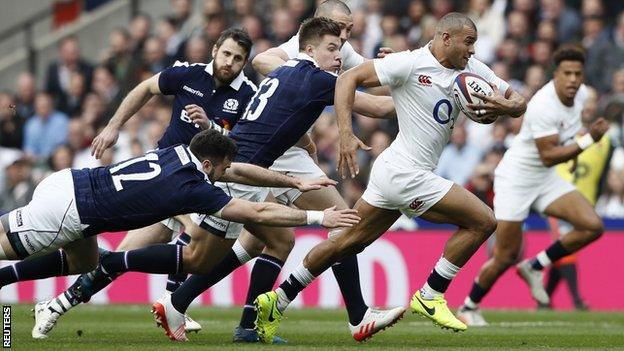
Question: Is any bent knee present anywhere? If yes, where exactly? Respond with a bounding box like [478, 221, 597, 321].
[263, 233, 295, 257]
[493, 250, 521, 268]
[68, 255, 98, 274]
[473, 210, 497, 237]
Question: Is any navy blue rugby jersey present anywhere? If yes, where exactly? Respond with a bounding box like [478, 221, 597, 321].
[229, 54, 336, 167]
[157, 61, 257, 148]
[71, 145, 232, 236]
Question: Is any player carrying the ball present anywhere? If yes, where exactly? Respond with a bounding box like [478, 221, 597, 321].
[457, 45, 608, 326]
[253, 12, 526, 342]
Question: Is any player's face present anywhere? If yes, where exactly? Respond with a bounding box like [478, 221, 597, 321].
[205, 157, 232, 183]
[307, 35, 342, 73]
[212, 38, 248, 85]
[326, 10, 354, 45]
[445, 26, 477, 69]
[553, 60, 584, 102]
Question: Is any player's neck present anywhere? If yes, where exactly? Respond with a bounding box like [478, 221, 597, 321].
[429, 42, 454, 69]
[554, 87, 574, 107]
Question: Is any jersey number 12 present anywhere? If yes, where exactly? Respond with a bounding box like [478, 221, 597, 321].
[109, 153, 161, 191]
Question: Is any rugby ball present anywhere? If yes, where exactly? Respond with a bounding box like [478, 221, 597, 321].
[452, 72, 494, 123]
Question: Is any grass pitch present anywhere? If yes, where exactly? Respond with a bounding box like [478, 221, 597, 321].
[6, 304, 624, 350]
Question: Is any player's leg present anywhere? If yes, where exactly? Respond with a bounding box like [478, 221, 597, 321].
[33, 222, 177, 339]
[409, 184, 496, 332]
[517, 187, 603, 303]
[457, 220, 523, 325]
[254, 199, 401, 343]
[292, 186, 405, 341]
[32, 236, 98, 339]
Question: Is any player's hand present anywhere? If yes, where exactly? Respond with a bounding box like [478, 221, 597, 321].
[588, 117, 609, 141]
[338, 133, 371, 179]
[185, 104, 210, 130]
[296, 177, 337, 192]
[91, 124, 120, 159]
[467, 83, 506, 122]
[377, 47, 394, 58]
[321, 206, 361, 228]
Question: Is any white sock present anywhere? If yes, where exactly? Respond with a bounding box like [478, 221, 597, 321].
[291, 263, 315, 286]
[275, 288, 291, 312]
[232, 241, 252, 264]
[50, 293, 73, 315]
[464, 296, 478, 309]
[434, 256, 461, 280]
[420, 282, 442, 300]
[535, 251, 552, 269]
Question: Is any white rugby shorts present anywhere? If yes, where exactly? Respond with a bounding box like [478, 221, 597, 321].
[269, 147, 326, 206]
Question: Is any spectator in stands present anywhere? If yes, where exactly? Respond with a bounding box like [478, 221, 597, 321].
[401, 0, 435, 49]
[436, 125, 483, 186]
[539, 0, 581, 43]
[141, 36, 173, 75]
[468, 0, 505, 63]
[157, 16, 184, 57]
[48, 145, 74, 173]
[23, 93, 69, 159]
[183, 35, 209, 63]
[497, 38, 527, 81]
[92, 65, 122, 122]
[103, 28, 140, 97]
[14, 72, 36, 120]
[171, 0, 199, 38]
[536, 19, 558, 44]
[45, 36, 93, 114]
[270, 8, 297, 45]
[596, 168, 624, 218]
[62, 72, 87, 118]
[466, 163, 495, 208]
[129, 13, 153, 57]
[0, 158, 35, 213]
[0, 92, 24, 149]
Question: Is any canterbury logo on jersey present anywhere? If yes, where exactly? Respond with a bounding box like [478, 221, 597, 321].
[417, 75, 432, 86]
[222, 99, 239, 114]
[183, 85, 204, 97]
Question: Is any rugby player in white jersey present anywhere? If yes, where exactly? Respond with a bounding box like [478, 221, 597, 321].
[457, 45, 608, 326]
[253, 12, 526, 342]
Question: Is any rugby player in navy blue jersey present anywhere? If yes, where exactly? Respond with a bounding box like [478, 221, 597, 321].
[30, 28, 258, 338]
[152, 16, 402, 344]
[0, 130, 358, 334]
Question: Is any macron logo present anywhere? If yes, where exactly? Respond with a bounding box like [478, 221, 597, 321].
[183, 85, 204, 97]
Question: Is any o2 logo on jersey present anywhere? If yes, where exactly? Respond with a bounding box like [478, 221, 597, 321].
[222, 99, 239, 114]
[432, 99, 456, 129]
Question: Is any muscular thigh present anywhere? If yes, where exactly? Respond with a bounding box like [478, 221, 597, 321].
[294, 185, 348, 210]
[336, 199, 401, 247]
[543, 190, 600, 229]
[420, 184, 493, 228]
[185, 223, 236, 272]
[117, 222, 173, 250]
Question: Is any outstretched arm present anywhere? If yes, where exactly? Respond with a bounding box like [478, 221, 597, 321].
[219, 199, 360, 229]
[222, 162, 336, 191]
[335, 60, 383, 178]
[91, 73, 162, 159]
[353, 91, 395, 119]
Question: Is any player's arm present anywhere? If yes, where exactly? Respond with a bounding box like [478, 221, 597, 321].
[183, 104, 229, 135]
[335, 60, 382, 178]
[352, 91, 395, 119]
[468, 85, 527, 120]
[91, 73, 162, 159]
[218, 198, 360, 228]
[535, 118, 609, 167]
[252, 47, 290, 76]
[222, 162, 336, 192]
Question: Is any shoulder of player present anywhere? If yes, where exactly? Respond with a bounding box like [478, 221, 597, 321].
[170, 60, 209, 72]
[238, 73, 258, 94]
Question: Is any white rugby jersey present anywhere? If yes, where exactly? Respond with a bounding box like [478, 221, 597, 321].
[279, 34, 365, 71]
[497, 81, 588, 179]
[373, 45, 509, 171]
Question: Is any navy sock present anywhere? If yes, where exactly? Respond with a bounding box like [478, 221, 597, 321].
[65, 264, 120, 305]
[531, 240, 571, 270]
[239, 254, 284, 329]
[278, 274, 306, 301]
[171, 249, 243, 314]
[100, 245, 183, 274]
[332, 255, 368, 325]
[468, 281, 489, 305]
[166, 232, 191, 293]
[0, 250, 68, 287]
[426, 269, 452, 293]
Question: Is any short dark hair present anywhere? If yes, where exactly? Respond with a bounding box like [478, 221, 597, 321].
[298, 17, 341, 51]
[189, 130, 238, 164]
[315, 0, 351, 16]
[215, 28, 253, 59]
[553, 44, 585, 66]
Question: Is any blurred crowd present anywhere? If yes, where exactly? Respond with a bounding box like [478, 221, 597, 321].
[2, 0, 624, 219]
